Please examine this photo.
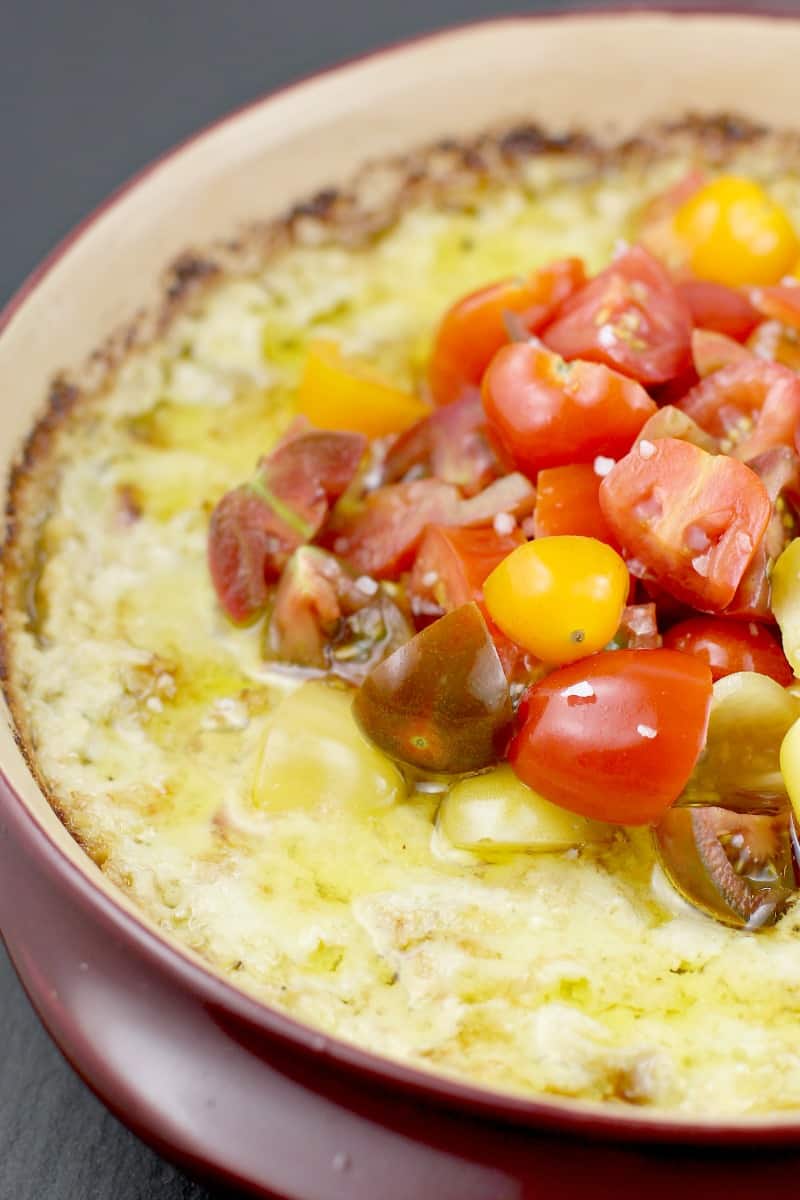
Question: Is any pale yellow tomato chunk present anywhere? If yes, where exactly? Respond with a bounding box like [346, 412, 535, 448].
[483, 535, 628, 664]
[780, 717, 800, 824]
[438, 764, 611, 857]
[673, 176, 800, 287]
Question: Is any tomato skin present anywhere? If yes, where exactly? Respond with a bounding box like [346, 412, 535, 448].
[541, 246, 693, 385]
[678, 279, 760, 341]
[509, 649, 713, 825]
[599, 437, 772, 612]
[428, 258, 585, 407]
[532, 464, 617, 543]
[482, 342, 656, 477]
[725, 446, 800, 621]
[484, 536, 629, 665]
[663, 617, 793, 685]
[751, 283, 800, 332]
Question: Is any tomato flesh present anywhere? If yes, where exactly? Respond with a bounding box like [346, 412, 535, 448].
[679, 359, 800, 462]
[678, 279, 760, 341]
[382, 394, 499, 496]
[409, 524, 523, 619]
[599, 437, 771, 612]
[428, 258, 585, 406]
[532, 463, 617, 543]
[541, 246, 693, 385]
[509, 649, 712, 825]
[664, 617, 793, 685]
[482, 342, 656, 478]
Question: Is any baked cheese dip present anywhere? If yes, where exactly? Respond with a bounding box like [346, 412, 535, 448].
[8, 117, 800, 1117]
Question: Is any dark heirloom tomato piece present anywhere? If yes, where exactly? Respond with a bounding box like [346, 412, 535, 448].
[264, 546, 412, 682]
[654, 806, 795, 929]
[664, 617, 792, 685]
[532, 464, 617, 544]
[509, 649, 712, 826]
[678, 359, 800, 462]
[691, 329, 752, 379]
[482, 342, 656, 478]
[726, 446, 800, 621]
[382, 394, 499, 496]
[208, 428, 366, 622]
[541, 246, 693, 385]
[599, 437, 771, 613]
[353, 603, 514, 773]
[428, 258, 585, 407]
[678, 279, 760, 341]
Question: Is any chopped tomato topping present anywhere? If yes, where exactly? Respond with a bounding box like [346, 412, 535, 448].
[208, 428, 366, 621]
[541, 246, 693, 385]
[409, 524, 524, 620]
[678, 359, 800, 461]
[382, 393, 499, 495]
[298, 340, 429, 436]
[428, 258, 585, 406]
[751, 282, 800, 331]
[664, 616, 793, 685]
[691, 329, 752, 378]
[725, 446, 800, 621]
[599, 437, 771, 612]
[532, 463, 617, 544]
[482, 342, 656, 477]
[678, 279, 760, 341]
[509, 649, 712, 825]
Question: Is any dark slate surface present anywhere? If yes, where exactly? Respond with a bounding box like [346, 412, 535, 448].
[0, 1, 788, 1197]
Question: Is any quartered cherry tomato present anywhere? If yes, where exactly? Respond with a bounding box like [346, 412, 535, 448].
[664, 617, 793, 685]
[654, 805, 795, 929]
[532, 463, 617, 544]
[677, 278, 760, 341]
[509, 649, 713, 825]
[673, 176, 800, 287]
[208, 428, 366, 622]
[750, 281, 800, 331]
[599, 437, 771, 612]
[382, 394, 499, 496]
[679, 359, 800, 461]
[691, 329, 752, 378]
[748, 319, 800, 372]
[482, 342, 656, 478]
[353, 603, 513, 773]
[298, 342, 429, 436]
[409, 524, 523, 620]
[541, 246, 693, 385]
[428, 258, 585, 406]
[725, 446, 800, 621]
[484, 536, 629, 664]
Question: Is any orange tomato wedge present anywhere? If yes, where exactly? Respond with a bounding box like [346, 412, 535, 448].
[298, 340, 430, 437]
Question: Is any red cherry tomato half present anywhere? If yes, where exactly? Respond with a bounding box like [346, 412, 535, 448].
[428, 258, 586, 406]
[750, 282, 800, 332]
[382, 394, 499, 496]
[541, 246, 693, 385]
[482, 342, 656, 477]
[664, 617, 793, 685]
[678, 279, 760, 341]
[599, 437, 771, 613]
[679, 359, 800, 462]
[532, 463, 617, 544]
[691, 329, 752, 378]
[509, 649, 712, 825]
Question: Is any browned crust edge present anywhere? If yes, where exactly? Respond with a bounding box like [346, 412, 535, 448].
[0, 110, 795, 853]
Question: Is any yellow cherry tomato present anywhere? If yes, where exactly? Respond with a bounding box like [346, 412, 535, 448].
[673, 176, 800, 287]
[298, 340, 430, 437]
[483, 535, 629, 664]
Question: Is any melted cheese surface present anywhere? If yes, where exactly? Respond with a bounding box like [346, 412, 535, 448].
[8, 143, 800, 1117]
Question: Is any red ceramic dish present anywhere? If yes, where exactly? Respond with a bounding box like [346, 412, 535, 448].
[5, 11, 800, 1197]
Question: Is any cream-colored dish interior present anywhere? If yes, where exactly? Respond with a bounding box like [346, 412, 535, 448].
[6, 12, 800, 1125]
